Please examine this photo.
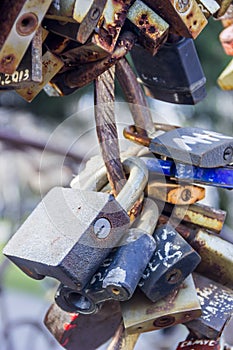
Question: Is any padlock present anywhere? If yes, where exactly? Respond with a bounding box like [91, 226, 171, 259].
[45, 0, 107, 44]
[142, 0, 208, 38]
[176, 338, 221, 350]
[219, 24, 233, 55]
[141, 155, 233, 190]
[157, 216, 233, 287]
[44, 301, 122, 350]
[126, 0, 169, 55]
[121, 274, 202, 334]
[3, 157, 148, 291]
[130, 37, 207, 105]
[196, 0, 220, 18]
[147, 178, 205, 205]
[55, 198, 159, 314]
[15, 49, 64, 102]
[139, 224, 201, 302]
[49, 30, 136, 96]
[124, 125, 233, 168]
[161, 202, 226, 233]
[186, 273, 233, 339]
[90, 0, 133, 53]
[217, 58, 233, 90]
[214, 0, 232, 17]
[0, 27, 45, 90]
[0, 0, 53, 74]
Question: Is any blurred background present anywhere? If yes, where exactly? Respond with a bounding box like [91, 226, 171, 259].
[0, 17, 233, 350]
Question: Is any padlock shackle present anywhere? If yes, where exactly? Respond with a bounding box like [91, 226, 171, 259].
[80, 156, 149, 213]
[115, 157, 148, 213]
[123, 124, 179, 147]
[130, 197, 159, 237]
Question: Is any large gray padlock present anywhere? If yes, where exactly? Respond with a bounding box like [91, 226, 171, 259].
[3, 156, 148, 291]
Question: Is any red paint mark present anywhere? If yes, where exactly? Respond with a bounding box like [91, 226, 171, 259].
[64, 323, 77, 331]
[70, 313, 79, 322]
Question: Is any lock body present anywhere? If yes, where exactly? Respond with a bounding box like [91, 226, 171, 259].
[3, 187, 130, 290]
[45, 301, 122, 350]
[131, 38, 206, 105]
[218, 59, 233, 90]
[176, 339, 220, 350]
[139, 224, 201, 302]
[55, 231, 156, 314]
[127, 0, 169, 55]
[121, 274, 202, 334]
[149, 127, 233, 167]
[143, 0, 208, 38]
[186, 273, 233, 339]
[0, 0, 53, 74]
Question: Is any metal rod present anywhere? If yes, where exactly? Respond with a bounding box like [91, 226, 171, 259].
[116, 57, 155, 137]
[94, 66, 126, 196]
[65, 31, 136, 89]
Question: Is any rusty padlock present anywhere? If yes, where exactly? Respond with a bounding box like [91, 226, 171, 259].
[0, 0, 53, 74]
[121, 274, 202, 334]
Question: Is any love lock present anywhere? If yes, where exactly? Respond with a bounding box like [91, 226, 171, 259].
[121, 274, 202, 334]
[124, 124, 233, 168]
[0, 0, 53, 74]
[139, 224, 201, 303]
[55, 197, 159, 314]
[3, 156, 148, 291]
[130, 36, 207, 105]
[143, 0, 208, 38]
[186, 273, 233, 339]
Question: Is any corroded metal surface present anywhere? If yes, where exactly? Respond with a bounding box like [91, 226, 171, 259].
[186, 273, 233, 339]
[16, 50, 64, 101]
[121, 275, 201, 334]
[147, 181, 205, 205]
[143, 0, 208, 39]
[0, 0, 53, 74]
[44, 301, 122, 350]
[127, 0, 169, 54]
[92, 0, 133, 53]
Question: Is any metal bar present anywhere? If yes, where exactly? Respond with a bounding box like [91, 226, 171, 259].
[116, 57, 155, 137]
[94, 66, 126, 196]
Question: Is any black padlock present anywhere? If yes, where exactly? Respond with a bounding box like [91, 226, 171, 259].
[139, 224, 201, 302]
[130, 36, 207, 104]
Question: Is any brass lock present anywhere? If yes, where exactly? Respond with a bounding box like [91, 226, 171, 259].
[142, 0, 208, 39]
[218, 59, 233, 90]
[121, 274, 202, 334]
[126, 0, 169, 55]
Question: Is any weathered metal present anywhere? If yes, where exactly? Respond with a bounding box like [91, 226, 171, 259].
[127, 0, 169, 55]
[186, 273, 233, 339]
[142, 0, 208, 38]
[121, 275, 202, 334]
[139, 224, 201, 302]
[0, 0, 53, 74]
[44, 301, 122, 350]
